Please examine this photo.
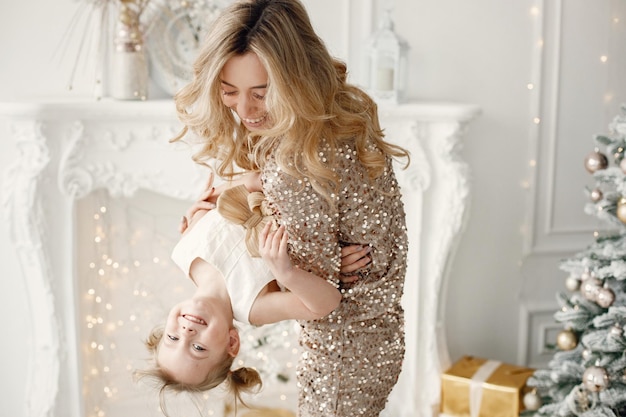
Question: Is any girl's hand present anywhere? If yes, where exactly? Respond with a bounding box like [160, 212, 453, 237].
[179, 171, 263, 234]
[258, 223, 293, 278]
[339, 245, 371, 283]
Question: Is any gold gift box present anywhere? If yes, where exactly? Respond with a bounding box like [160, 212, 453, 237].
[441, 356, 534, 417]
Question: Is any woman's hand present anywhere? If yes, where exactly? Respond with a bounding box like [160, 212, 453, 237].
[339, 245, 371, 283]
[179, 173, 217, 234]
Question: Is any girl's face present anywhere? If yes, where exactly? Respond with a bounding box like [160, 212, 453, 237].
[157, 297, 239, 385]
[220, 52, 269, 131]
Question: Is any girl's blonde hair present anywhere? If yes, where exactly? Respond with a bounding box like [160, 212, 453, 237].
[135, 327, 262, 416]
[173, 0, 410, 204]
[217, 184, 275, 257]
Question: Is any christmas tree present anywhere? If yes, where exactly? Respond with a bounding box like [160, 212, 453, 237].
[523, 106, 626, 417]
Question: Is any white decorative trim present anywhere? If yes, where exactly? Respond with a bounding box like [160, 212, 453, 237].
[2, 120, 60, 417]
[392, 120, 431, 192]
[56, 119, 206, 201]
[542, 0, 563, 240]
[422, 120, 473, 416]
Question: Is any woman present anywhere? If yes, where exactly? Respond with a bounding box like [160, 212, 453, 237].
[174, 1, 410, 415]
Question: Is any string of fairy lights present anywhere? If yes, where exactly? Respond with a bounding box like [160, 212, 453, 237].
[78, 190, 300, 417]
[521, 1, 626, 244]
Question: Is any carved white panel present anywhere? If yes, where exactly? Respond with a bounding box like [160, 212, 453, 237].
[0, 99, 478, 417]
[518, 302, 561, 369]
[2, 120, 59, 417]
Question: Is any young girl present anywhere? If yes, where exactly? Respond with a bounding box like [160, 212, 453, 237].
[139, 185, 369, 412]
[174, 1, 410, 415]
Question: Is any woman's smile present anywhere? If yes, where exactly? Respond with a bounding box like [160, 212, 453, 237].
[239, 112, 268, 128]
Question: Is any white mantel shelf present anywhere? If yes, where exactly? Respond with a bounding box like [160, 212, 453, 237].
[0, 99, 480, 417]
[0, 98, 179, 118]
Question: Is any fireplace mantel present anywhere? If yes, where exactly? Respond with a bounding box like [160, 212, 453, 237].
[0, 98, 479, 417]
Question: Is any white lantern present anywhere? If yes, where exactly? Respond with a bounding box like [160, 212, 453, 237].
[367, 7, 408, 105]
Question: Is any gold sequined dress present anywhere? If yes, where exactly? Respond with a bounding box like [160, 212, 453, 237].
[261, 140, 408, 417]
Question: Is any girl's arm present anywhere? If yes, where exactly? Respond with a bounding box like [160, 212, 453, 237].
[249, 243, 371, 324]
[256, 223, 342, 320]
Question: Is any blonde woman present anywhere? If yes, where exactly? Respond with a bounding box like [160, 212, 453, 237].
[173, 0, 410, 415]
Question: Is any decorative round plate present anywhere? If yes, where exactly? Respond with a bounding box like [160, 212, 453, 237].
[143, 0, 232, 96]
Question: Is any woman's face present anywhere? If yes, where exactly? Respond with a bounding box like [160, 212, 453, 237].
[220, 52, 269, 131]
[157, 297, 239, 385]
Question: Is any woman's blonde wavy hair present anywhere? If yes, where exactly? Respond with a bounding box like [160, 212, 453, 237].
[173, 0, 410, 204]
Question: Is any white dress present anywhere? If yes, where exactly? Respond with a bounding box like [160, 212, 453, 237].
[170, 209, 274, 324]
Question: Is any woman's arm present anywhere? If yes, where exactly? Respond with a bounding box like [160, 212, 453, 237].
[257, 223, 342, 319]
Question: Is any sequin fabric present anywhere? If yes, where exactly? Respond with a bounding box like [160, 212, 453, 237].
[261, 139, 408, 417]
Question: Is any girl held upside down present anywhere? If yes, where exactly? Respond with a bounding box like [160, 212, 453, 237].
[137, 184, 371, 413]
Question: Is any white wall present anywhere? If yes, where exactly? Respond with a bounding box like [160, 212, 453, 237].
[0, 0, 621, 416]
[395, 0, 535, 363]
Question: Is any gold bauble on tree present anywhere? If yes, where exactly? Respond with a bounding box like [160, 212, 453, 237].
[584, 149, 608, 173]
[557, 328, 578, 350]
[617, 197, 626, 224]
[590, 188, 603, 203]
[583, 366, 609, 392]
[596, 287, 616, 308]
[580, 277, 602, 301]
[523, 389, 542, 411]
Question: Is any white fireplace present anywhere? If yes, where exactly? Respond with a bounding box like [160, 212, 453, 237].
[0, 98, 479, 417]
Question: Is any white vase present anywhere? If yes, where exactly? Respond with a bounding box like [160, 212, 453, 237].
[110, 2, 149, 101]
[110, 45, 148, 100]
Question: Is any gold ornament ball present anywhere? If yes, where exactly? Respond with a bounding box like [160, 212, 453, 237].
[580, 277, 602, 301]
[617, 198, 626, 224]
[596, 287, 615, 308]
[590, 188, 603, 202]
[582, 366, 609, 392]
[523, 390, 542, 411]
[557, 329, 578, 350]
[584, 150, 608, 173]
